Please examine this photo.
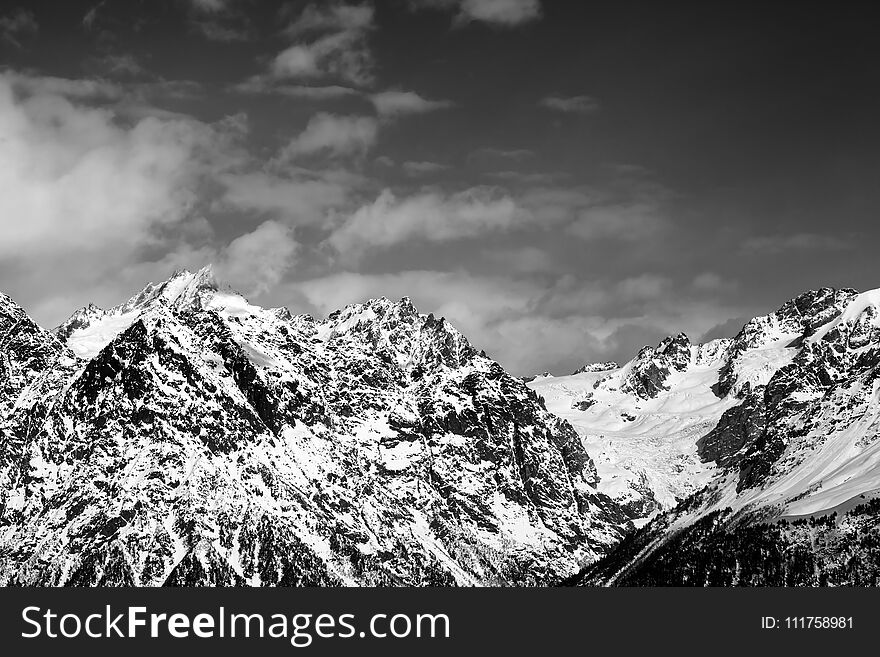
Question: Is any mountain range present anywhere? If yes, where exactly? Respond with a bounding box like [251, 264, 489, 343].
[2, 268, 879, 585]
[0, 267, 625, 585]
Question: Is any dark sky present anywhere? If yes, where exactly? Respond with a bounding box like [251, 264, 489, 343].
[2, 0, 879, 374]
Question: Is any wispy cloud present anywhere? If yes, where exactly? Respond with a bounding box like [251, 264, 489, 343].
[267, 3, 375, 87]
[184, 0, 253, 41]
[2, 71, 123, 101]
[0, 7, 37, 47]
[740, 232, 856, 255]
[284, 3, 374, 36]
[96, 53, 148, 77]
[326, 173, 673, 260]
[187, 0, 234, 12]
[217, 171, 354, 225]
[328, 187, 523, 258]
[467, 147, 535, 168]
[691, 272, 738, 294]
[231, 77, 360, 99]
[485, 170, 569, 184]
[409, 0, 543, 27]
[539, 95, 599, 114]
[370, 90, 455, 118]
[275, 113, 379, 161]
[81, 1, 106, 30]
[1, 71, 207, 120]
[402, 160, 451, 176]
[457, 0, 542, 26]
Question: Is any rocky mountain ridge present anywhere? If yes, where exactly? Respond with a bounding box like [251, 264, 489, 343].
[0, 268, 627, 586]
[540, 287, 880, 585]
[5, 272, 880, 586]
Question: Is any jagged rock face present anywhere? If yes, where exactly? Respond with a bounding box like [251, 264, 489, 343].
[700, 290, 880, 493]
[0, 272, 626, 586]
[620, 333, 692, 400]
[54, 303, 105, 342]
[0, 293, 72, 419]
[715, 287, 859, 398]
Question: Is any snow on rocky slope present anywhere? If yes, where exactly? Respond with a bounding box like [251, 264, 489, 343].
[0, 268, 627, 586]
[530, 287, 880, 528]
[529, 336, 735, 521]
[557, 287, 880, 585]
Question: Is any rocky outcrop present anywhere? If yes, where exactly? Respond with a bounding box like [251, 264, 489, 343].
[620, 333, 692, 399]
[571, 362, 618, 375]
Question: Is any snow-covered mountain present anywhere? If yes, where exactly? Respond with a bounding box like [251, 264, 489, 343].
[541, 287, 880, 585]
[6, 272, 880, 586]
[530, 334, 735, 520]
[0, 267, 627, 586]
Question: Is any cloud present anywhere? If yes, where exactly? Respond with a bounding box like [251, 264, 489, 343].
[402, 160, 451, 176]
[539, 95, 599, 114]
[0, 70, 239, 327]
[193, 20, 251, 42]
[275, 113, 379, 160]
[467, 147, 535, 168]
[216, 221, 299, 296]
[740, 232, 856, 255]
[1, 72, 208, 118]
[217, 171, 352, 225]
[485, 170, 569, 184]
[327, 187, 523, 257]
[615, 274, 673, 302]
[0, 71, 214, 261]
[512, 185, 667, 242]
[267, 3, 375, 87]
[0, 7, 37, 47]
[231, 74, 362, 99]
[457, 0, 541, 26]
[187, 0, 232, 11]
[0, 71, 365, 329]
[285, 3, 374, 36]
[270, 35, 373, 85]
[326, 175, 673, 260]
[567, 201, 665, 241]
[691, 272, 738, 294]
[234, 79, 360, 99]
[481, 246, 557, 273]
[96, 53, 148, 77]
[409, 0, 542, 27]
[1, 71, 122, 101]
[369, 90, 455, 118]
[81, 1, 106, 30]
[184, 0, 252, 41]
[276, 85, 359, 99]
[515, 180, 670, 241]
[374, 155, 395, 168]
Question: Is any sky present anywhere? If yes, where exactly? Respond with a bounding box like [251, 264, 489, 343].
[1, 0, 879, 375]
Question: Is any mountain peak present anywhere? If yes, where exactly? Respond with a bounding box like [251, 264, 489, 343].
[57, 265, 232, 360]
